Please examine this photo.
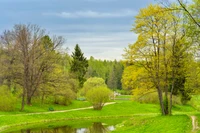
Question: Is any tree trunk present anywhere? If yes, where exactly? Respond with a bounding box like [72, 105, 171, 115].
[157, 87, 165, 115]
[26, 92, 32, 105]
[41, 93, 45, 104]
[20, 88, 25, 111]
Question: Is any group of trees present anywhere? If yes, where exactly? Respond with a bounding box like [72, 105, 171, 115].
[0, 24, 79, 111]
[85, 57, 124, 90]
[0, 25, 123, 111]
[123, 0, 200, 115]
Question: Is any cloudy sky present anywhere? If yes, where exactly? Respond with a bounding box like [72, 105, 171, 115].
[0, 0, 158, 60]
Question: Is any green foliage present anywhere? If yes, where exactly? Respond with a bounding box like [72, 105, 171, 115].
[188, 95, 200, 110]
[86, 87, 111, 110]
[86, 57, 123, 90]
[71, 44, 88, 87]
[0, 85, 17, 111]
[133, 92, 181, 105]
[107, 60, 124, 90]
[122, 65, 152, 90]
[54, 89, 76, 106]
[80, 77, 107, 96]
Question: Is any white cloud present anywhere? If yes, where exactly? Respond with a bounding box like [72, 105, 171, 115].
[43, 9, 137, 18]
[56, 32, 138, 60]
[46, 24, 132, 33]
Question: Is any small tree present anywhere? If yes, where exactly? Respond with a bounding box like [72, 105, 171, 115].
[80, 77, 107, 96]
[86, 87, 111, 110]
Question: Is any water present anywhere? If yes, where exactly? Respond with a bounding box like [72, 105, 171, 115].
[6, 119, 122, 133]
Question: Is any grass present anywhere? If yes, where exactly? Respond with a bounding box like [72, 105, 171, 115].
[0, 100, 160, 132]
[0, 100, 92, 115]
[113, 115, 192, 133]
[115, 95, 132, 99]
[0, 99, 198, 132]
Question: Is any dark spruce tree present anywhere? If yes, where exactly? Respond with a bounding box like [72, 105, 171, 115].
[70, 44, 88, 87]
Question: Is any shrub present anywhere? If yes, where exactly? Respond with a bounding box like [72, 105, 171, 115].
[0, 85, 17, 111]
[54, 89, 76, 106]
[79, 77, 107, 96]
[86, 87, 111, 110]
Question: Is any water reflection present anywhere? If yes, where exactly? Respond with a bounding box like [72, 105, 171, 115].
[16, 122, 115, 133]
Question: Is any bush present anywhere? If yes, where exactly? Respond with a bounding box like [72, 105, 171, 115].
[0, 86, 17, 111]
[86, 87, 111, 110]
[54, 89, 76, 106]
[79, 77, 107, 96]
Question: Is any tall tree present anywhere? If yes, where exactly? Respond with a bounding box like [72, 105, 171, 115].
[124, 4, 191, 115]
[70, 44, 88, 87]
[0, 24, 64, 110]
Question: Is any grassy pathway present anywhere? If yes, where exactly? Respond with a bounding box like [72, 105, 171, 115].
[0, 102, 116, 117]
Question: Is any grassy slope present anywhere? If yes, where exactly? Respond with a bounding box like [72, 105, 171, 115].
[0, 100, 92, 115]
[113, 115, 192, 133]
[0, 100, 198, 132]
[0, 101, 160, 131]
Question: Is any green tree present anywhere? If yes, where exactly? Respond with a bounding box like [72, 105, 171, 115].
[86, 86, 111, 110]
[86, 57, 123, 90]
[124, 4, 191, 115]
[0, 24, 64, 110]
[70, 44, 88, 87]
[80, 77, 107, 96]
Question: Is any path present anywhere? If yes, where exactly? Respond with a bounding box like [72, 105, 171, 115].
[191, 116, 199, 132]
[0, 102, 116, 117]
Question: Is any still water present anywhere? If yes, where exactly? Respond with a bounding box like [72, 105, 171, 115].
[6, 119, 123, 133]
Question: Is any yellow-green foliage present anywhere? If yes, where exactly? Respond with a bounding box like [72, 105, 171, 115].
[122, 65, 153, 90]
[133, 91, 181, 105]
[54, 89, 76, 106]
[80, 77, 107, 96]
[0, 85, 17, 111]
[86, 87, 111, 110]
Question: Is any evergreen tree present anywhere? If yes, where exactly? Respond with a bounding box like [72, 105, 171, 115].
[70, 44, 88, 87]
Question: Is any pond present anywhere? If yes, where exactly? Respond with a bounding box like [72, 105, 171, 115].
[4, 118, 125, 133]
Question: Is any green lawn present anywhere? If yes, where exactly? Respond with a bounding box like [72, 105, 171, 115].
[115, 95, 132, 99]
[0, 100, 92, 115]
[0, 100, 160, 132]
[0, 100, 198, 132]
[113, 115, 192, 133]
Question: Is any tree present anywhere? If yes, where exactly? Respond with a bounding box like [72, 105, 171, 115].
[70, 44, 88, 87]
[124, 4, 191, 115]
[0, 24, 64, 110]
[177, 0, 200, 28]
[107, 61, 124, 90]
[80, 77, 107, 96]
[86, 57, 123, 90]
[86, 86, 111, 110]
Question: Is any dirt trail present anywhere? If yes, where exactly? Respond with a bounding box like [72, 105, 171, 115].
[191, 116, 199, 132]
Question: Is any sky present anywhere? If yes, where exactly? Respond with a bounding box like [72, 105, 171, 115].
[0, 0, 159, 60]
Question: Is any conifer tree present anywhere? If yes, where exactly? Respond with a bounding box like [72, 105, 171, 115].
[70, 44, 88, 87]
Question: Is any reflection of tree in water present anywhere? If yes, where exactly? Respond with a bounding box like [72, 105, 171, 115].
[85, 122, 108, 133]
[20, 125, 76, 133]
[17, 122, 110, 133]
